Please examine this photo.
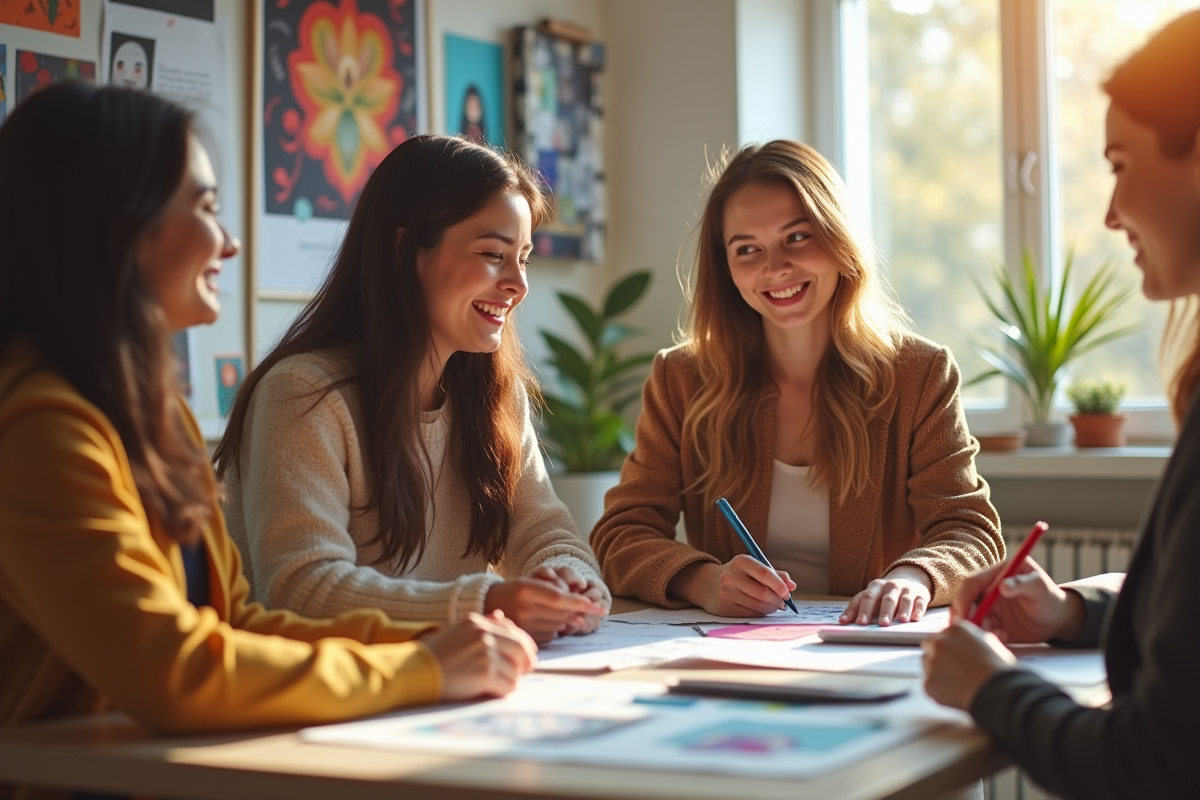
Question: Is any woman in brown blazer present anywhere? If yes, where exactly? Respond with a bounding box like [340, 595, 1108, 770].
[591, 140, 1004, 625]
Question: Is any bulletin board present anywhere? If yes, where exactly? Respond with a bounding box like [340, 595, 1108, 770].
[0, 0, 247, 439]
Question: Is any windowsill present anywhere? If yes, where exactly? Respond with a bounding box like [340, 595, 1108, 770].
[975, 446, 1171, 480]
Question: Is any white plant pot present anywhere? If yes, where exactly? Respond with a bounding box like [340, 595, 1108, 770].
[549, 471, 621, 541]
[1024, 421, 1070, 447]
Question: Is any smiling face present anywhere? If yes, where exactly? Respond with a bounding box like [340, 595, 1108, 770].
[1104, 103, 1200, 301]
[137, 135, 240, 331]
[722, 181, 841, 336]
[418, 189, 532, 363]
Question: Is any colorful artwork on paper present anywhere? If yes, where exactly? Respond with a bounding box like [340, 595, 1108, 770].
[668, 719, 882, 755]
[262, 0, 420, 222]
[416, 711, 631, 743]
[14, 50, 95, 104]
[512, 27, 605, 261]
[0, 0, 80, 37]
[443, 33, 503, 147]
[0, 44, 7, 124]
[215, 355, 245, 416]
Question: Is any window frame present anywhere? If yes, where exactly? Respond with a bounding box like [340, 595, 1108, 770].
[814, 0, 1176, 443]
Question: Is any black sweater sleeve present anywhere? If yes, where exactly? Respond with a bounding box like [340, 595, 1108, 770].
[967, 421, 1200, 799]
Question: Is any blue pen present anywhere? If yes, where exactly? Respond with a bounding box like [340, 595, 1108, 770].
[715, 497, 799, 615]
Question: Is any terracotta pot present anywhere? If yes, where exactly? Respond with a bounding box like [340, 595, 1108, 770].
[1070, 412, 1129, 448]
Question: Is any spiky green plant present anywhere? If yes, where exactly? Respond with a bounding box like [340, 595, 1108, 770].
[539, 271, 656, 472]
[1067, 378, 1127, 415]
[965, 251, 1139, 422]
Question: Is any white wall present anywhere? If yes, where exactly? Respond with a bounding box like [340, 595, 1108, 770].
[602, 0, 740, 359]
[735, 0, 808, 146]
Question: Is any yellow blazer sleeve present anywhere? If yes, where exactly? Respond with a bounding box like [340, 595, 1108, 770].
[0, 405, 442, 734]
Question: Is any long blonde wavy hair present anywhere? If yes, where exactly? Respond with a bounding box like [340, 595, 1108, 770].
[681, 140, 910, 508]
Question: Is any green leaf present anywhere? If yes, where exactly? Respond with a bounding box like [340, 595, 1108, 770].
[542, 333, 592, 392]
[600, 323, 640, 348]
[602, 271, 652, 320]
[961, 247, 1138, 422]
[600, 352, 656, 381]
[558, 293, 603, 348]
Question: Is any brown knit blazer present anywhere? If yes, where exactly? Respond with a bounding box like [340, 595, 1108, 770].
[590, 334, 1004, 608]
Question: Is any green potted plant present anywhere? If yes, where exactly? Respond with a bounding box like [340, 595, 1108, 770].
[1067, 378, 1129, 447]
[538, 271, 656, 536]
[966, 251, 1139, 446]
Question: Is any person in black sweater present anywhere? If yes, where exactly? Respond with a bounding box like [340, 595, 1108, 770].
[921, 10, 1200, 800]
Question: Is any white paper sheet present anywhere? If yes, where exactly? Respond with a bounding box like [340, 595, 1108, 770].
[536, 621, 707, 672]
[608, 601, 849, 626]
[301, 675, 935, 779]
[678, 637, 1107, 686]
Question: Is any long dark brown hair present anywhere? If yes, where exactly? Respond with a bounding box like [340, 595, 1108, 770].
[214, 135, 549, 569]
[682, 141, 910, 508]
[0, 82, 217, 542]
[1104, 10, 1200, 425]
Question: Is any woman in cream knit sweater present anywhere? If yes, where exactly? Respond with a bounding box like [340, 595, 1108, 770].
[216, 136, 608, 644]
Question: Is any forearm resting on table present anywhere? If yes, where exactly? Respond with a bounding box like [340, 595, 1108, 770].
[666, 561, 719, 606]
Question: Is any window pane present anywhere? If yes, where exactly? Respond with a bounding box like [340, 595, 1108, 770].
[1053, 0, 1200, 403]
[867, 0, 1005, 405]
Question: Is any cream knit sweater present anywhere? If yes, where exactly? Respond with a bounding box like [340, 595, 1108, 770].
[223, 350, 609, 624]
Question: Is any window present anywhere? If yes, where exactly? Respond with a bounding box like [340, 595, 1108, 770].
[838, 0, 1200, 440]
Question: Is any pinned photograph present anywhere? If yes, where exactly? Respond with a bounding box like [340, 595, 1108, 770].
[108, 32, 155, 90]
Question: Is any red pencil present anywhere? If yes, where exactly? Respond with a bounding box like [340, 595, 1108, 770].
[969, 521, 1050, 626]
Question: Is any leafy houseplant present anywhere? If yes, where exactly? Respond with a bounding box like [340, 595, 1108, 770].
[539, 271, 656, 473]
[1067, 378, 1129, 447]
[966, 251, 1139, 445]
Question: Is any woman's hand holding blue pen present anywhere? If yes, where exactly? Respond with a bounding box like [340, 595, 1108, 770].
[667, 555, 797, 616]
[921, 556, 1087, 710]
[839, 565, 933, 626]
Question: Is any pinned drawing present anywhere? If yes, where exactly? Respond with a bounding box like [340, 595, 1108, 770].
[258, 0, 425, 292]
[14, 50, 95, 104]
[215, 355, 244, 417]
[0, 44, 7, 124]
[511, 25, 605, 261]
[108, 32, 155, 90]
[0, 0, 81, 37]
[263, 0, 421, 220]
[444, 33, 503, 146]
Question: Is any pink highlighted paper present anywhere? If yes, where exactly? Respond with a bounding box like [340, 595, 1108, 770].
[705, 624, 830, 641]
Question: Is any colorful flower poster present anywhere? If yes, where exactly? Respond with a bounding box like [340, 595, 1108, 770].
[0, 0, 81, 37]
[0, 44, 7, 124]
[258, 0, 425, 292]
[444, 33, 504, 147]
[14, 50, 94, 103]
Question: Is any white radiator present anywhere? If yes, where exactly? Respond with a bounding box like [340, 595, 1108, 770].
[983, 526, 1136, 800]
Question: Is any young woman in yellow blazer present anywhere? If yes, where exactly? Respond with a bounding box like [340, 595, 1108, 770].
[0, 83, 535, 758]
[592, 141, 1004, 625]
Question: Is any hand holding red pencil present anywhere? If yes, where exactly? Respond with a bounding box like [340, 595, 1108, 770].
[923, 522, 1089, 710]
[949, 522, 1086, 645]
